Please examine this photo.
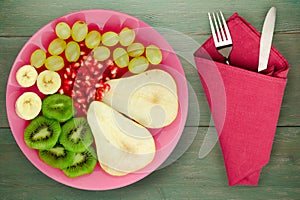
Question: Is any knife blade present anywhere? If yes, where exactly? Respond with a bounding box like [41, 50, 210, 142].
[258, 7, 276, 72]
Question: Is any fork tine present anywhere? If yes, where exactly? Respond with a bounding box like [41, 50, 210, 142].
[212, 12, 222, 44]
[216, 11, 226, 41]
[208, 12, 219, 46]
[219, 11, 232, 43]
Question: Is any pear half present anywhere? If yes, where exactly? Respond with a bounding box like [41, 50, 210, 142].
[87, 101, 156, 175]
[102, 69, 178, 128]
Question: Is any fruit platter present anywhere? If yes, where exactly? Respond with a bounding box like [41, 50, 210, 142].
[6, 9, 188, 190]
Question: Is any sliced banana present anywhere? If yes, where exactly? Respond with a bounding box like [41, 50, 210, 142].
[15, 92, 42, 120]
[37, 70, 61, 95]
[16, 65, 38, 87]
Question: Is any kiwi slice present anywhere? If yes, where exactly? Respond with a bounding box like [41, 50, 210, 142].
[62, 146, 97, 178]
[24, 116, 61, 150]
[59, 117, 93, 152]
[39, 143, 75, 169]
[42, 94, 75, 123]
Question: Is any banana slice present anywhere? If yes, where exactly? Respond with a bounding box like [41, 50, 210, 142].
[37, 70, 61, 95]
[16, 65, 38, 87]
[15, 92, 42, 120]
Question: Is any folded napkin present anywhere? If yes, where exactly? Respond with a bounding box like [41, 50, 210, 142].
[194, 13, 289, 186]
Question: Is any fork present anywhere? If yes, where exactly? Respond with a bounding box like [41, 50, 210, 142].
[208, 11, 232, 64]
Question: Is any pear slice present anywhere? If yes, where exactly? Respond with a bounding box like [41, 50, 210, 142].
[100, 162, 129, 176]
[102, 69, 178, 128]
[87, 101, 156, 175]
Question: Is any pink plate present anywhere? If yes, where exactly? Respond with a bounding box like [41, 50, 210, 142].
[6, 9, 188, 190]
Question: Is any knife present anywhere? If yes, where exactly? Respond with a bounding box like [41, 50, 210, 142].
[258, 7, 276, 72]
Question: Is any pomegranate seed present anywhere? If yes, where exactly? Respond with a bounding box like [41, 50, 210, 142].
[71, 72, 77, 79]
[74, 102, 80, 109]
[88, 92, 95, 101]
[73, 82, 80, 89]
[85, 80, 92, 87]
[79, 42, 85, 47]
[84, 60, 91, 67]
[89, 66, 95, 74]
[103, 84, 110, 92]
[71, 90, 76, 98]
[111, 67, 117, 75]
[71, 62, 81, 69]
[63, 79, 73, 86]
[58, 88, 64, 94]
[111, 73, 117, 79]
[66, 67, 71, 74]
[77, 98, 87, 104]
[93, 60, 98, 66]
[87, 56, 93, 61]
[106, 59, 113, 66]
[97, 63, 103, 70]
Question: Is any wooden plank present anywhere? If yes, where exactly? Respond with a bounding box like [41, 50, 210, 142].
[0, 127, 299, 199]
[0, 0, 299, 36]
[1, 32, 300, 128]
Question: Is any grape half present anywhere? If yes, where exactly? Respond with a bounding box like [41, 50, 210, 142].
[102, 31, 119, 47]
[45, 55, 64, 71]
[93, 46, 110, 62]
[127, 43, 144, 57]
[113, 48, 129, 68]
[128, 56, 149, 74]
[65, 41, 80, 62]
[71, 21, 88, 42]
[55, 22, 71, 40]
[30, 49, 46, 68]
[119, 27, 135, 46]
[48, 38, 66, 56]
[145, 45, 162, 65]
[85, 30, 101, 49]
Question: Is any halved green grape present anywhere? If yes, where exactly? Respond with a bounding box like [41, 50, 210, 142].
[55, 22, 71, 40]
[30, 49, 46, 68]
[65, 41, 80, 62]
[145, 44, 162, 65]
[71, 21, 88, 42]
[48, 38, 66, 56]
[102, 31, 119, 47]
[93, 46, 110, 62]
[127, 42, 144, 57]
[45, 55, 64, 71]
[85, 30, 101, 49]
[113, 47, 129, 68]
[128, 56, 149, 74]
[119, 27, 135, 46]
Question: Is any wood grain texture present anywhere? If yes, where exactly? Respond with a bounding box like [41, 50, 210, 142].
[1, 0, 300, 199]
[0, 127, 299, 199]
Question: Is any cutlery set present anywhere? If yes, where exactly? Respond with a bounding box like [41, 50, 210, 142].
[208, 7, 276, 71]
[200, 7, 277, 160]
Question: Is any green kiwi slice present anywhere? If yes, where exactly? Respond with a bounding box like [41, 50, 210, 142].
[39, 143, 75, 169]
[24, 116, 61, 150]
[62, 146, 97, 178]
[59, 117, 93, 152]
[42, 94, 75, 123]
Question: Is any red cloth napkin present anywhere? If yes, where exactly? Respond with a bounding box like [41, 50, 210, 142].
[194, 13, 289, 186]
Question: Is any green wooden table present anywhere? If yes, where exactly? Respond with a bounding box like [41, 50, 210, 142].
[1, 0, 299, 199]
